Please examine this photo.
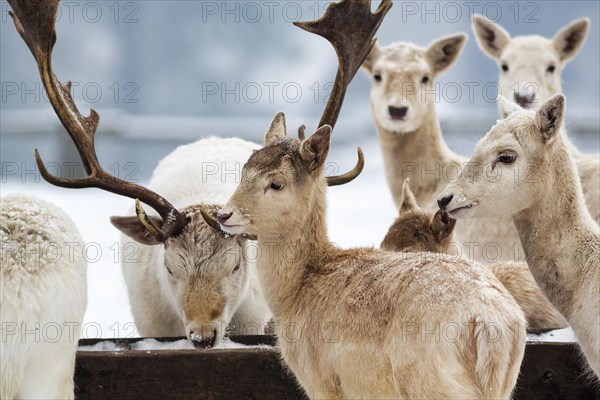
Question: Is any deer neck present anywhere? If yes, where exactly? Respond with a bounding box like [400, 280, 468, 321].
[255, 183, 331, 318]
[375, 109, 458, 207]
[512, 138, 595, 317]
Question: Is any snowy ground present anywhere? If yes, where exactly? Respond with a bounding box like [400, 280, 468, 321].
[2, 139, 576, 342]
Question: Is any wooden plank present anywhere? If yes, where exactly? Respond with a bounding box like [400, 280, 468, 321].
[75, 338, 598, 399]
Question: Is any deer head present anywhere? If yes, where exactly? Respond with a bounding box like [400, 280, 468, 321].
[473, 15, 589, 109]
[437, 94, 566, 219]
[216, 113, 363, 238]
[362, 34, 467, 133]
[381, 179, 457, 253]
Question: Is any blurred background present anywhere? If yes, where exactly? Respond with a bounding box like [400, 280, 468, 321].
[1, 1, 598, 338]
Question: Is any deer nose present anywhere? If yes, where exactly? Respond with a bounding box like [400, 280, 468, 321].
[190, 328, 217, 350]
[217, 211, 232, 224]
[437, 194, 453, 210]
[514, 92, 535, 108]
[388, 106, 408, 120]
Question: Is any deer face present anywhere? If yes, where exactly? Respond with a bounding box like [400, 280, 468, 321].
[362, 34, 466, 134]
[217, 113, 331, 238]
[113, 205, 250, 348]
[437, 95, 565, 220]
[473, 15, 589, 110]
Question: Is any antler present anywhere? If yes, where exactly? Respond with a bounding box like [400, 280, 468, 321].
[294, 0, 392, 129]
[8, 0, 189, 241]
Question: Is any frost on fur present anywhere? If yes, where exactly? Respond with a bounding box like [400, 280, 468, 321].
[216, 113, 527, 399]
[111, 138, 272, 348]
[1, 194, 87, 399]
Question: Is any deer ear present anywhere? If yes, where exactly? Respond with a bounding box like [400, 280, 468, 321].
[399, 179, 419, 213]
[472, 14, 510, 59]
[498, 96, 522, 119]
[300, 125, 331, 173]
[425, 33, 467, 74]
[553, 18, 589, 62]
[535, 94, 565, 143]
[362, 40, 381, 72]
[111, 216, 164, 245]
[430, 210, 456, 243]
[264, 112, 287, 146]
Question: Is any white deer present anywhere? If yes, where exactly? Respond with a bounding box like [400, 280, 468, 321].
[438, 94, 600, 378]
[214, 112, 527, 399]
[111, 137, 272, 346]
[472, 15, 599, 222]
[1, 194, 87, 399]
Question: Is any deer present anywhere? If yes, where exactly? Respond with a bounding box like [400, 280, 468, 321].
[8, 0, 376, 349]
[472, 15, 599, 222]
[437, 94, 600, 379]
[7, 0, 274, 349]
[1, 194, 87, 399]
[199, 3, 527, 398]
[381, 180, 568, 331]
[212, 111, 527, 400]
[362, 33, 599, 267]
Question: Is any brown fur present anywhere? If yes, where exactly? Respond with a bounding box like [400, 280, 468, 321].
[217, 113, 526, 399]
[381, 181, 568, 331]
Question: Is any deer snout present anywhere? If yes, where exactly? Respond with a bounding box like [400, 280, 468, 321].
[514, 92, 535, 108]
[388, 105, 408, 120]
[189, 327, 218, 349]
[437, 194, 453, 210]
[217, 210, 233, 225]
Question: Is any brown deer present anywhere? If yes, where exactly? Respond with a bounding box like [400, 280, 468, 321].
[201, 4, 527, 398]
[381, 180, 568, 332]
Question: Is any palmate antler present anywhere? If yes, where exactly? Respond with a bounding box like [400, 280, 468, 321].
[295, 0, 392, 186]
[295, 0, 392, 129]
[8, 0, 189, 242]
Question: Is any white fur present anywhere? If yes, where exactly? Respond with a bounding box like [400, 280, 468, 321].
[119, 137, 272, 343]
[439, 95, 599, 378]
[1, 194, 87, 399]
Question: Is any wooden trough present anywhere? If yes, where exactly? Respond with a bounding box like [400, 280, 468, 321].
[75, 336, 599, 399]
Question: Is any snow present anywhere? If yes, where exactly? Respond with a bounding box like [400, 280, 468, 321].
[527, 327, 576, 343]
[78, 338, 272, 352]
[2, 140, 576, 343]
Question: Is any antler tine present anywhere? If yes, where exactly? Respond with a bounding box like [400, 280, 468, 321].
[9, 0, 188, 241]
[327, 147, 365, 187]
[294, 0, 392, 129]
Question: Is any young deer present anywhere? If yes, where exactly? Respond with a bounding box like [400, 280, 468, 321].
[216, 111, 526, 399]
[438, 94, 600, 378]
[381, 180, 568, 331]
[473, 15, 599, 222]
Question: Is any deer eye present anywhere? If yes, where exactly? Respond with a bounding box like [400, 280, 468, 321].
[232, 264, 241, 274]
[547, 65, 556, 73]
[501, 64, 509, 72]
[270, 182, 283, 191]
[497, 154, 516, 164]
[373, 73, 382, 82]
[166, 267, 173, 275]
[421, 76, 429, 84]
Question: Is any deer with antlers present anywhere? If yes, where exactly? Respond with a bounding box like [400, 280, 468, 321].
[6, 0, 372, 354]
[7, 0, 275, 351]
[205, 2, 527, 398]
